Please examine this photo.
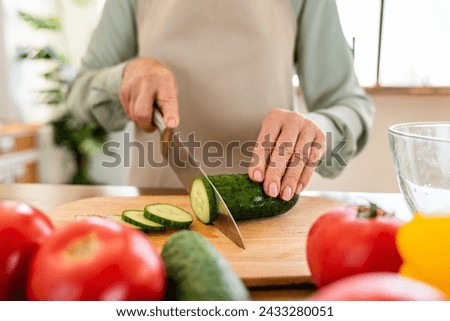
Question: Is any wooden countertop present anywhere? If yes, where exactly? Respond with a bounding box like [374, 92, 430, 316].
[0, 183, 409, 301]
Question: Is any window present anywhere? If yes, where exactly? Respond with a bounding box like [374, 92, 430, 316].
[0, 0, 105, 123]
[336, 0, 450, 93]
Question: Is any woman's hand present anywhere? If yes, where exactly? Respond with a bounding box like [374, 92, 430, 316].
[248, 109, 326, 201]
[120, 57, 179, 131]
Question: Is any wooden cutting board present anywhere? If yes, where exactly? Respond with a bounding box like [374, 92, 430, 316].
[50, 195, 342, 287]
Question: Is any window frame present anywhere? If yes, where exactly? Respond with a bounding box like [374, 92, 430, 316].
[350, 0, 450, 95]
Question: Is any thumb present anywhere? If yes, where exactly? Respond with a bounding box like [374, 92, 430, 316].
[156, 81, 179, 129]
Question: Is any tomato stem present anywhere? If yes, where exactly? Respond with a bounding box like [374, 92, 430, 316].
[357, 203, 389, 219]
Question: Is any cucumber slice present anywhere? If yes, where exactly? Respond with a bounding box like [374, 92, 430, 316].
[106, 214, 142, 230]
[121, 210, 165, 231]
[190, 177, 217, 224]
[144, 204, 193, 229]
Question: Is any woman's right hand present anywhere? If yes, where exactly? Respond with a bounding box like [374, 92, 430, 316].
[120, 57, 179, 132]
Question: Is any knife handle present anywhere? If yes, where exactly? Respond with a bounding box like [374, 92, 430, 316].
[153, 101, 173, 158]
[152, 101, 166, 133]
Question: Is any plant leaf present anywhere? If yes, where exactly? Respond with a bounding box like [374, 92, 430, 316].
[18, 11, 61, 31]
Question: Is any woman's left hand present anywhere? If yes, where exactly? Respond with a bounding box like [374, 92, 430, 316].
[248, 109, 326, 201]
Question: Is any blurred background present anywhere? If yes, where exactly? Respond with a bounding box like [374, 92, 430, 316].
[0, 0, 449, 192]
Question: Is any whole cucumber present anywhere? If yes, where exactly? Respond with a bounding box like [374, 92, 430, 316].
[161, 230, 251, 301]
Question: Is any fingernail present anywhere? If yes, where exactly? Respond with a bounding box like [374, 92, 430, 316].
[167, 118, 176, 128]
[253, 170, 263, 182]
[296, 183, 304, 194]
[282, 186, 292, 201]
[268, 182, 278, 197]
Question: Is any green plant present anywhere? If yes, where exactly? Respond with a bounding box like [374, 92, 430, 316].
[18, 11, 107, 185]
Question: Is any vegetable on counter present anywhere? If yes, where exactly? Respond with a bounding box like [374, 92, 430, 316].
[106, 214, 142, 230]
[102, 205, 193, 232]
[396, 213, 450, 297]
[190, 174, 299, 224]
[306, 203, 403, 288]
[162, 230, 251, 301]
[0, 201, 54, 300]
[121, 210, 165, 231]
[144, 204, 193, 229]
[27, 217, 166, 301]
[308, 272, 447, 301]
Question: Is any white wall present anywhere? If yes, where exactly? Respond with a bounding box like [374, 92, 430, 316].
[308, 94, 450, 193]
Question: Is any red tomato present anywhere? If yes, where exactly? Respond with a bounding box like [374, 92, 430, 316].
[0, 201, 54, 300]
[306, 204, 403, 288]
[308, 272, 447, 301]
[27, 218, 166, 300]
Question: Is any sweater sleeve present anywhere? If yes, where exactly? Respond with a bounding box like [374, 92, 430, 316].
[295, 0, 375, 178]
[65, 0, 138, 132]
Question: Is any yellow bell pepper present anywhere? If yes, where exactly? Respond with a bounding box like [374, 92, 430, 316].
[396, 213, 450, 297]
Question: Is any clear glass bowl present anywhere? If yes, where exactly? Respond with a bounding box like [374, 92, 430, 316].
[388, 122, 450, 216]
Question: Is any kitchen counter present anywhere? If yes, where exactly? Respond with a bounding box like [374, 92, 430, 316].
[0, 183, 410, 301]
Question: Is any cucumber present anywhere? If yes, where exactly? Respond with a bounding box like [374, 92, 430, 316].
[161, 230, 251, 301]
[189, 177, 217, 223]
[144, 204, 193, 229]
[106, 214, 142, 230]
[190, 173, 299, 222]
[121, 210, 165, 231]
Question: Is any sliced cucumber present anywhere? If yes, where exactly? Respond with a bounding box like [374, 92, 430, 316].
[190, 177, 217, 224]
[105, 214, 142, 230]
[162, 230, 250, 301]
[121, 210, 165, 231]
[190, 173, 300, 222]
[144, 204, 193, 229]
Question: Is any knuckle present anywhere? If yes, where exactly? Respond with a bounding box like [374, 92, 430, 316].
[290, 151, 309, 167]
[274, 143, 295, 159]
[282, 172, 300, 185]
[256, 136, 275, 151]
[269, 108, 282, 116]
[316, 127, 326, 141]
[159, 96, 179, 106]
[302, 122, 316, 136]
[158, 67, 175, 81]
[311, 140, 325, 154]
[309, 148, 321, 160]
[266, 163, 285, 177]
[143, 72, 159, 83]
[266, 108, 285, 121]
[307, 150, 323, 167]
[265, 167, 280, 177]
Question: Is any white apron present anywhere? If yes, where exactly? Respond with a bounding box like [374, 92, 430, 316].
[128, 0, 297, 188]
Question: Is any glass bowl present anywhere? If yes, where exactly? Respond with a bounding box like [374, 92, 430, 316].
[388, 122, 450, 216]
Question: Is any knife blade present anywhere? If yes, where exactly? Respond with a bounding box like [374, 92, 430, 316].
[153, 107, 246, 249]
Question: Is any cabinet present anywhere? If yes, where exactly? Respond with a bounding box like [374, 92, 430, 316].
[0, 123, 41, 183]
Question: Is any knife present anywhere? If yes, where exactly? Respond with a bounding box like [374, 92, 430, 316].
[153, 106, 246, 249]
